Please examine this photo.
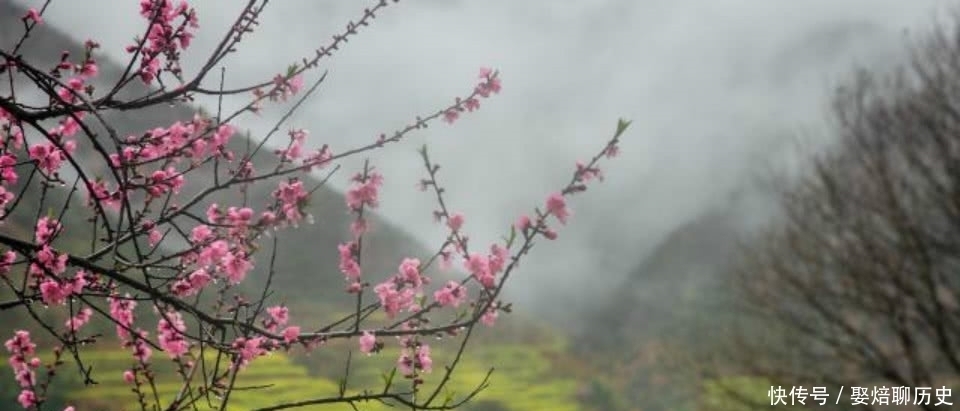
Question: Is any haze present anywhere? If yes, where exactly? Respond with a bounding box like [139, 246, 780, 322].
[16, 0, 958, 317]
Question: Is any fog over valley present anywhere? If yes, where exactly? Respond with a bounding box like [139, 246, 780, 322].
[7, 0, 955, 326]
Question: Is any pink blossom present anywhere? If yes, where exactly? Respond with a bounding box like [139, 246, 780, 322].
[605, 144, 620, 158]
[464, 98, 480, 112]
[443, 109, 460, 124]
[56, 77, 85, 103]
[235, 160, 255, 179]
[227, 206, 254, 222]
[0, 251, 16, 276]
[67, 77, 84, 90]
[303, 145, 333, 170]
[190, 225, 213, 243]
[151, 123, 187, 157]
[189, 267, 211, 286]
[80, 62, 99, 77]
[0, 186, 13, 217]
[350, 218, 368, 238]
[464, 253, 488, 275]
[139, 57, 160, 84]
[68, 271, 89, 295]
[179, 31, 193, 49]
[481, 305, 499, 326]
[278, 129, 307, 161]
[373, 281, 415, 318]
[438, 244, 455, 271]
[109, 295, 136, 341]
[282, 326, 300, 344]
[123, 370, 136, 384]
[0, 154, 18, 184]
[29, 246, 68, 277]
[35, 216, 62, 244]
[65, 307, 93, 332]
[397, 344, 432, 377]
[545, 192, 571, 224]
[57, 87, 74, 104]
[147, 167, 185, 197]
[359, 331, 377, 354]
[17, 389, 36, 408]
[131, 333, 153, 364]
[274, 179, 309, 225]
[233, 337, 265, 368]
[345, 172, 383, 211]
[108, 147, 132, 168]
[576, 160, 603, 182]
[220, 250, 252, 284]
[416, 344, 433, 373]
[397, 351, 414, 377]
[267, 305, 289, 327]
[11, 134, 24, 151]
[515, 214, 532, 232]
[337, 242, 361, 281]
[86, 180, 120, 210]
[464, 253, 495, 288]
[23, 8, 42, 25]
[206, 203, 221, 223]
[489, 244, 508, 275]
[475, 68, 502, 98]
[171, 267, 211, 297]
[447, 212, 465, 232]
[58, 115, 82, 138]
[40, 280, 70, 306]
[258, 211, 277, 226]
[5, 330, 36, 357]
[226, 206, 254, 236]
[484, 77, 502, 95]
[148, 229, 162, 247]
[272, 74, 304, 101]
[29, 143, 67, 175]
[433, 281, 467, 307]
[158, 311, 189, 359]
[288, 74, 304, 95]
[212, 124, 234, 151]
[398, 258, 422, 287]
[5, 330, 38, 392]
[197, 240, 228, 266]
[4, 126, 24, 150]
[281, 205, 305, 225]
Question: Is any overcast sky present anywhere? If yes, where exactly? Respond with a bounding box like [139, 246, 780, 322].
[15, 0, 959, 312]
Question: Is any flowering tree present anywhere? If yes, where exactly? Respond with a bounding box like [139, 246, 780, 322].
[0, 1, 629, 410]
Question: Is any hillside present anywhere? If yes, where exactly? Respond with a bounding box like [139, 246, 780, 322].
[573, 197, 760, 411]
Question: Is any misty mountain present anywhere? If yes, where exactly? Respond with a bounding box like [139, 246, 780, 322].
[578, 204, 741, 349]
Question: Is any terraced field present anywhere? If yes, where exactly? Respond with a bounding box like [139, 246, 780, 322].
[59, 349, 328, 411]
[2, 340, 583, 411]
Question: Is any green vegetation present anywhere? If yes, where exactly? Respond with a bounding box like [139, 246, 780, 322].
[701, 376, 819, 411]
[0, 341, 585, 411]
[701, 377, 771, 411]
